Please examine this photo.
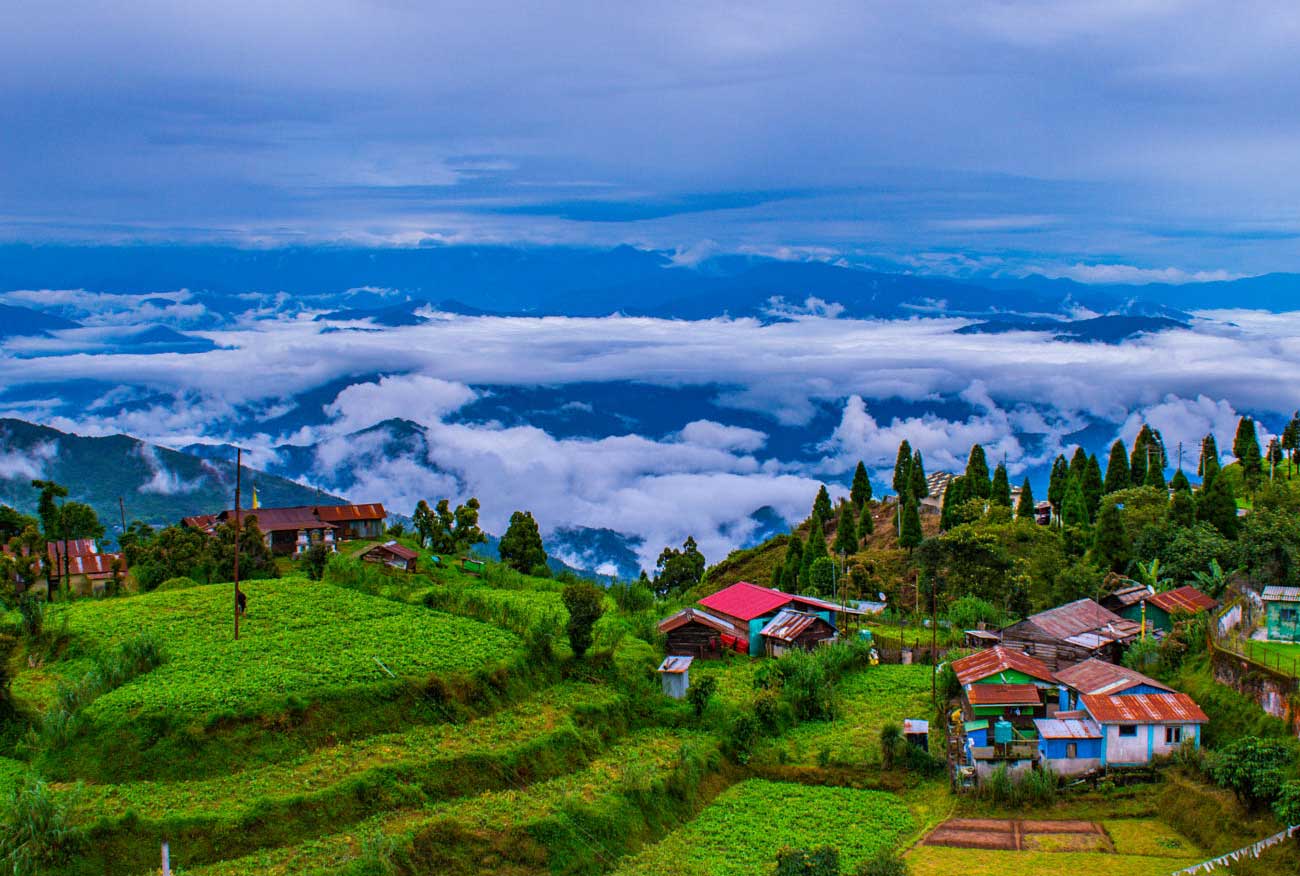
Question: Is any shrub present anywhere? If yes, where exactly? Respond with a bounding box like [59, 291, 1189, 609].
[880, 723, 902, 770]
[155, 576, 200, 592]
[854, 848, 909, 876]
[299, 543, 331, 581]
[561, 581, 605, 658]
[687, 675, 718, 718]
[1274, 780, 1300, 827]
[0, 775, 79, 875]
[17, 597, 42, 643]
[727, 713, 761, 764]
[947, 595, 1000, 630]
[775, 845, 840, 876]
[1210, 736, 1296, 809]
[611, 580, 655, 613]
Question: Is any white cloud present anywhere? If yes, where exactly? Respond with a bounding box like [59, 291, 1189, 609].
[677, 419, 767, 452]
[323, 374, 478, 433]
[0, 439, 57, 481]
[136, 444, 205, 495]
[1028, 263, 1244, 285]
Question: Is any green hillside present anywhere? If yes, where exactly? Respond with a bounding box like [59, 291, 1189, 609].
[0, 418, 345, 535]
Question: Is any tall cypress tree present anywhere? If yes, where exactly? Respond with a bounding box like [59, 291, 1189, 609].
[898, 493, 923, 550]
[1170, 469, 1191, 493]
[799, 516, 828, 589]
[833, 502, 859, 555]
[1047, 455, 1069, 521]
[1083, 454, 1104, 520]
[812, 485, 833, 525]
[892, 440, 913, 497]
[940, 475, 968, 530]
[966, 444, 991, 499]
[1282, 412, 1300, 472]
[1197, 471, 1239, 539]
[1198, 433, 1220, 479]
[1015, 478, 1036, 521]
[990, 462, 1012, 507]
[910, 450, 929, 499]
[1061, 475, 1089, 527]
[1069, 446, 1089, 485]
[1144, 455, 1167, 490]
[781, 535, 804, 592]
[1130, 425, 1158, 487]
[1169, 490, 1196, 528]
[1233, 416, 1262, 485]
[1092, 501, 1129, 573]
[850, 461, 873, 509]
[858, 499, 875, 537]
[1104, 439, 1130, 494]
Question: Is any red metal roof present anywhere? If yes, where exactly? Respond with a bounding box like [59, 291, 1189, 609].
[315, 503, 387, 523]
[967, 683, 1042, 706]
[1054, 658, 1173, 696]
[46, 539, 98, 561]
[1027, 598, 1129, 641]
[63, 553, 120, 579]
[1080, 692, 1207, 724]
[365, 541, 418, 561]
[1146, 586, 1216, 615]
[699, 581, 802, 621]
[951, 646, 1055, 686]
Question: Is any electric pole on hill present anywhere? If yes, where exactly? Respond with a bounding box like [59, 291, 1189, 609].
[118, 496, 126, 538]
[233, 447, 242, 641]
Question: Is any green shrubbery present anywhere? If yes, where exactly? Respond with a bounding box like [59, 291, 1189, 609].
[0, 776, 79, 876]
[975, 764, 1059, 808]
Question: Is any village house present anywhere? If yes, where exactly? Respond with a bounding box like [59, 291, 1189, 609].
[1115, 585, 1216, 634]
[1033, 711, 1104, 776]
[1078, 692, 1207, 767]
[658, 581, 855, 658]
[1262, 586, 1300, 642]
[183, 503, 387, 557]
[361, 541, 419, 572]
[1053, 657, 1173, 712]
[998, 598, 1141, 671]
[4, 539, 125, 595]
[951, 646, 1058, 778]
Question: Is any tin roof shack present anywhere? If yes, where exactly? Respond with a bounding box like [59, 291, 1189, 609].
[362, 541, 418, 572]
[11, 540, 125, 596]
[657, 656, 693, 700]
[1262, 586, 1300, 642]
[315, 503, 387, 540]
[1053, 658, 1172, 712]
[696, 581, 855, 657]
[659, 608, 747, 659]
[999, 598, 1140, 671]
[1034, 711, 1103, 776]
[951, 647, 1059, 736]
[1117, 586, 1216, 634]
[758, 609, 837, 657]
[1103, 583, 1151, 614]
[1080, 693, 1207, 768]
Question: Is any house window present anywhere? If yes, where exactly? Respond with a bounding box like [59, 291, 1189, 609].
[1118, 725, 1137, 738]
[1166, 726, 1183, 745]
[1066, 742, 1078, 759]
[1282, 608, 1298, 624]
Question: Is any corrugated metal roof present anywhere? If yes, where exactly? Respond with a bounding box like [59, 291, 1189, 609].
[903, 719, 929, 735]
[366, 541, 418, 561]
[1027, 598, 1130, 641]
[1263, 586, 1300, 603]
[46, 539, 98, 560]
[1054, 658, 1173, 696]
[966, 683, 1042, 706]
[657, 656, 693, 674]
[1080, 692, 1208, 724]
[1147, 586, 1216, 615]
[315, 503, 387, 522]
[658, 607, 740, 636]
[951, 646, 1055, 685]
[759, 608, 833, 643]
[1034, 716, 1102, 739]
[1108, 584, 1151, 608]
[700, 581, 797, 621]
[63, 553, 120, 579]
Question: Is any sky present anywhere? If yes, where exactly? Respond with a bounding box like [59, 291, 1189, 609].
[6, 1, 1300, 277]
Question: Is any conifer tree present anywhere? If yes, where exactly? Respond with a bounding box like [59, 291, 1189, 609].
[965, 444, 991, 499]
[898, 493, 922, 550]
[833, 502, 859, 556]
[1015, 478, 1036, 521]
[1197, 471, 1239, 539]
[1069, 446, 1089, 485]
[1170, 469, 1191, 493]
[990, 463, 1011, 507]
[850, 461, 873, 509]
[1143, 453, 1167, 490]
[1083, 455, 1104, 521]
[1169, 490, 1196, 528]
[800, 516, 829, 589]
[1091, 501, 1129, 573]
[1198, 433, 1220, 479]
[1104, 439, 1130, 495]
[812, 484, 833, 525]
[910, 450, 929, 499]
[1047, 455, 1069, 522]
[1130, 425, 1164, 487]
[892, 440, 913, 497]
[1282, 412, 1300, 473]
[940, 475, 968, 530]
[499, 510, 548, 574]
[1267, 437, 1284, 475]
[781, 535, 804, 592]
[858, 500, 874, 537]
[1233, 416, 1262, 484]
[1061, 475, 1089, 527]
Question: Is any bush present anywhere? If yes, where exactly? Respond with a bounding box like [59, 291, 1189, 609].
[975, 764, 1057, 807]
[880, 723, 902, 770]
[16, 597, 42, 643]
[727, 713, 761, 765]
[611, 580, 655, 613]
[299, 543, 330, 581]
[854, 848, 909, 876]
[947, 595, 1000, 631]
[775, 845, 840, 876]
[0, 776, 79, 875]
[1210, 736, 1296, 810]
[561, 581, 605, 658]
[1274, 780, 1300, 827]
[687, 674, 718, 718]
[155, 576, 200, 592]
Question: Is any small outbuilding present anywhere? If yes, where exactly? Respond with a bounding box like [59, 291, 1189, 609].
[361, 541, 419, 573]
[758, 608, 837, 656]
[659, 607, 747, 659]
[1035, 711, 1104, 776]
[657, 655, 693, 699]
[1118, 585, 1216, 633]
[1263, 586, 1300, 642]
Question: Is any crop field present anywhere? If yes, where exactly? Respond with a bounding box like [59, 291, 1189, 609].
[611, 780, 914, 876]
[755, 664, 935, 765]
[185, 729, 713, 876]
[907, 818, 1202, 876]
[34, 578, 521, 726]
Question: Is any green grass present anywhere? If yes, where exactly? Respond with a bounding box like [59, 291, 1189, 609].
[611, 780, 914, 876]
[1239, 637, 1300, 673]
[906, 845, 1201, 876]
[1104, 819, 1196, 858]
[34, 577, 521, 728]
[754, 664, 935, 766]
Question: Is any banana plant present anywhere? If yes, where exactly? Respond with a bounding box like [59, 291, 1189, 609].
[1132, 558, 1174, 592]
[1191, 559, 1236, 599]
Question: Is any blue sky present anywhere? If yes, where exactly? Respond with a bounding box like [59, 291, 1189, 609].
[6, 1, 1300, 278]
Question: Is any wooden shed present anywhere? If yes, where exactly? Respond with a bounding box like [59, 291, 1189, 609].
[659, 607, 746, 659]
[757, 608, 836, 656]
[657, 655, 694, 699]
[361, 541, 419, 573]
[998, 598, 1140, 671]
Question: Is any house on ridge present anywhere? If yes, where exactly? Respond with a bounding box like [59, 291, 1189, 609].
[998, 598, 1141, 671]
[1114, 585, 1216, 634]
[659, 581, 858, 658]
[183, 503, 387, 557]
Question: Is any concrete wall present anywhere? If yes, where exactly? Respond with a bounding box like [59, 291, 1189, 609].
[1043, 756, 1102, 777]
[1102, 723, 1199, 766]
[1211, 648, 1300, 737]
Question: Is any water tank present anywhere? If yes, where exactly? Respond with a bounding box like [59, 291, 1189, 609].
[858, 629, 874, 644]
[993, 719, 1014, 745]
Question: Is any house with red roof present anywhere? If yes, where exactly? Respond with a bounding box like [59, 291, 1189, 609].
[659, 581, 855, 658]
[1114, 585, 1216, 634]
[1079, 692, 1207, 767]
[183, 502, 387, 556]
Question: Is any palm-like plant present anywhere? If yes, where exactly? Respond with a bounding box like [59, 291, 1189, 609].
[1132, 558, 1174, 592]
[1190, 559, 1236, 599]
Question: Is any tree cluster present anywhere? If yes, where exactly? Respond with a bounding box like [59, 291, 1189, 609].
[411, 497, 486, 556]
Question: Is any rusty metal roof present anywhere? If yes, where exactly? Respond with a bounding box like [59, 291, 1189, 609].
[63, 553, 120, 579]
[46, 539, 98, 560]
[951, 646, 1055, 686]
[315, 503, 387, 522]
[1054, 658, 1173, 696]
[966, 683, 1042, 706]
[366, 541, 418, 561]
[1262, 586, 1300, 603]
[1107, 584, 1151, 608]
[1080, 692, 1207, 724]
[657, 656, 693, 674]
[1034, 716, 1102, 739]
[1147, 586, 1216, 615]
[758, 608, 834, 643]
[1027, 598, 1130, 641]
[658, 607, 740, 637]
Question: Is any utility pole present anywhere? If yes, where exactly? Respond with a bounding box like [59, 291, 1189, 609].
[118, 496, 126, 539]
[233, 448, 242, 641]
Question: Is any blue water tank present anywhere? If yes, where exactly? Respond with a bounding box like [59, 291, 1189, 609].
[858, 629, 874, 644]
[993, 719, 1014, 745]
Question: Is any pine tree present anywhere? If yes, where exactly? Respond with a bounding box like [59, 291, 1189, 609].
[1104, 439, 1130, 494]
[1047, 455, 1069, 521]
[1267, 437, 1284, 474]
[1197, 471, 1239, 539]
[858, 500, 874, 537]
[1233, 416, 1262, 484]
[1083, 454, 1104, 521]
[833, 502, 859, 556]
[499, 510, 548, 574]
[910, 450, 929, 499]
[990, 463, 1011, 507]
[850, 461, 873, 509]
[1198, 433, 1220, 479]
[1091, 501, 1129, 573]
[1143, 453, 1167, 490]
[1069, 446, 1089, 485]
[812, 484, 833, 525]
[1170, 469, 1191, 493]
[1061, 475, 1089, 527]
[1130, 427, 1151, 487]
[1282, 412, 1300, 473]
[1015, 478, 1036, 521]
[965, 445, 991, 499]
[940, 475, 968, 530]
[892, 440, 913, 496]
[800, 516, 829, 589]
[898, 493, 923, 550]
[781, 535, 804, 592]
[1169, 490, 1196, 528]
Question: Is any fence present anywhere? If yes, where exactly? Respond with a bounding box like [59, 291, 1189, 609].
[1208, 598, 1300, 680]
